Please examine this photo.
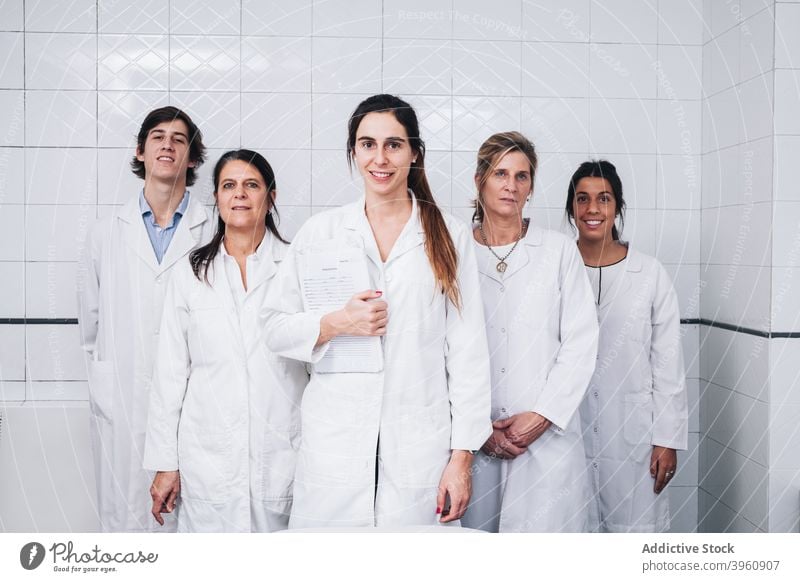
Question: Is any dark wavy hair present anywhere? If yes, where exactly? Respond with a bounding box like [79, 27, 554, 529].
[347, 94, 461, 309]
[130, 106, 206, 186]
[565, 159, 626, 241]
[190, 149, 288, 283]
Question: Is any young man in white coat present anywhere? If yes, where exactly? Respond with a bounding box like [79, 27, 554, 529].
[77, 106, 211, 532]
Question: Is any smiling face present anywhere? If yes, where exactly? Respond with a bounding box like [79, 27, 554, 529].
[135, 119, 194, 187]
[572, 176, 618, 244]
[215, 159, 271, 232]
[352, 111, 416, 200]
[476, 150, 533, 223]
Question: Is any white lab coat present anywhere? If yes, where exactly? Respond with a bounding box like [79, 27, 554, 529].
[461, 226, 599, 533]
[76, 195, 211, 532]
[580, 248, 688, 532]
[261, 195, 492, 528]
[143, 237, 308, 532]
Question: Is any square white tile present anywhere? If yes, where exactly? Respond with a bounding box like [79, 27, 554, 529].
[97, 91, 168, 148]
[383, 39, 451, 96]
[657, 154, 701, 210]
[0, 325, 25, 380]
[242, 0, 312, 36]
[740, 6, 775, 81]
[25, 148, 97, 205]
[739, 73, 773, 143]
[0, 262, 24, 317]
[170, 0, 240, 35]
[770, 402, 800, 470]
[312, 37, 382, 94]
[241, 92, 311, 150]
[709, 0, 741, 39]
[622, 208, 656, 255]
[451, 150, 478, 208]
[98, 35, 169, 91]
[772, 201, 800, 268]
[589, 98, 657, 154]
[452, 0, 524, 41]
[25, 262, 78, 319]
[664, 263, 701, 319]
[771, 269, 800, 334]
[310, 93, 365, 150]
[531, 151, 587, 208]
[731, 265, 771, 331]
[703, 382, 768, 465]
[170, 91, 240, 150]
[313, 0, 381, 37]
[610, 153, 657, 209]
[407, 95, 452, 151]
[590, 0, 658, 44]
[681, 323, 700, 377]
[522, 42, 589, 98]
[261, 149, 312, 207]
[703, 88, 739, 152]
[522, 0, 591, 43]
[25, 380, 89, 400]
[0, 381, 26, 400]
[99, 0, 168, 34]
[590, 43, 657, 100]
[708, 27, 740, 96]
[658, 0, 704, 45]
[25, 33, 97, 90]
[657, 100, 701, 156]
[26, 90, 96, 147]
[0, 0, 24, 31]
[276, 206, 311, 241]
[383, 0, 451, 39]
[523, 97, 588, 154]
[453, 40, 521, 96]
[668, 486, 698, 532]
[97, 148, 145, 205]
[775, 3, 800, 68]
[655, 209, 701, 263]
[453, 96, 521, 152]
[656, 45, 702, 101]
[425, 151, 453, 210]
[25, 204, 94, 262]
[26, 324, 86, 381]
[740, 137, 773, 204]
[0, 32, 23, 88]
[0, 90, 24, 146]
[170, 35, 240, 93]
[25, 0, 96, 32]
[0, 203, 24, 260]
[775, 69, 800, 135]
[767, 468, 800, 532]
[310, 149, 363, 208]
[0, 147, 25, 203]
[773, 136, 800, 202]
[242, 37, 311, 93]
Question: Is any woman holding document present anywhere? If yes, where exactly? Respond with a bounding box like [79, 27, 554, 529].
[262, 94, 492, 528]
[144, 150, 308, 532]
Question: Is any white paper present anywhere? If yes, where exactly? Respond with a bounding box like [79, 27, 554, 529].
[300, 248, 383, 373]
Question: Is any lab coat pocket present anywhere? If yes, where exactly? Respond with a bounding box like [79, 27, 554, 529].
[87, 360, 115, 423]
[397, 403, 452, 488]
[622, 393, 653, 450]
[178, 429, 233, 503]
[259, 426, 300, 501]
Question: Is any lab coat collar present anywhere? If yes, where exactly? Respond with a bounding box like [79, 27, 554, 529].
[118, 192, 208, 275]
[595, 243, 638, 312]
[476, 220, 538, 284]
[341, 190, 425, 268]
[220, 232, 281, 295]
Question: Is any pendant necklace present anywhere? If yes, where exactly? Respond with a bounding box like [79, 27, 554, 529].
[478, 221, 524, 274]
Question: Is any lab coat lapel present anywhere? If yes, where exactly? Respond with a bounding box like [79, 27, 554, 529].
[342, 196, 384, 270]
[384, 193, 424, 266]
[597, 245, 639, 312]
[503, 223, 537, 281]
[159, 196, 209, 274]
[242, 236, 279, 297]
[118, 197, 160, 274]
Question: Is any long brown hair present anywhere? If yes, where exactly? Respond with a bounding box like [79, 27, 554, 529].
[472, 131, 538, 223]
[347, 94, 461, 309]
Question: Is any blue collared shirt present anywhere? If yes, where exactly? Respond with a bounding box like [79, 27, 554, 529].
[139, 190, 190, 264]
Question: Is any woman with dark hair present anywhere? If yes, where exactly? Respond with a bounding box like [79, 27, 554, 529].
[144, 149, 308, 532]
[566, 159, 688, 532]
[261, 94, 491, 528]
[461, 132, 598, 532]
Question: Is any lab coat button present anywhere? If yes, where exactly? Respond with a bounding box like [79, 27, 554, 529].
[500, 328, 506, 333]
[500, 367, 505, 373]
[593, 427, 598, 433]
[593, 391, 598, 398]
[499, 286, 505, 292]
[592, 462, 598, 469]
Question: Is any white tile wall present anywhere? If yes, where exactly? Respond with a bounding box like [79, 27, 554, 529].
[242, 0, 312, 36]
[669, 486, 699, 532]
[655, 209, 701, 263]
[771, 270, 800, 332]
[0, 0, 24, 31]
[521, 42, 589, 98]
[0, 90, 25, 146]
[772, 201, 800, 267]
[170, 35, 240, 93]
[26, 90, 96, 147]
[0, 32, 24, 88]
[589, 99, 657, 154]
[657, 154, 701, 209]
[242, 93, 312, 150]
[25, 148, 97, 205]
[522, 0, 590, 43]
[99, 0, 168, 34]
[26, 325, 86, 382]
[453, 96, 521, 152]
[0, 204, 24, 261]
[0, 325, 25, 381]
[702, 381, 769, 465]
[313, 0, 381, 38]
[590, 0, 658, 44]
[453, 40, 521, 96]
[452, 0, 523, 41]
[768, 468, 800, 532]
[740, 6, 775, 82]
[656, 45, 702, 101]
[523, 97, 588, 153]
[774, 136, 800, 201]
[0, 262, 24, 317]
[384, 39, 451, 96]
[658, 0, 704, 46]
[98, 35, 169, 91]
[171, 0, 240, 36]
[657, 99, 702, 155]
[242, 37, 312, 93]
[25, 33, 97, 91]
[590, 44, 657, 100]
[25, 205, 94, 262]
[383, 0, 451, 39]
[774, 69, 800, 135]
[98, 91, 168, 147]
[312, 37, 382, 94]
[0, 147, 25, 204]
[775, 2, 800, 68]
[25, 262, 78, 319]
[25, 0, 96, 33]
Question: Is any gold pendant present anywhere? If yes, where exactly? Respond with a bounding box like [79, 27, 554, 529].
[496, 260, 507, 273]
